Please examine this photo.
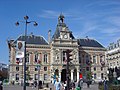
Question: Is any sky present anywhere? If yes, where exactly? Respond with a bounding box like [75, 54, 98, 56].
[0, 0, 120, 64]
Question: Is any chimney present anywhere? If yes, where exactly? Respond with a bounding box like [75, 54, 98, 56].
[48, 30, 51, 44]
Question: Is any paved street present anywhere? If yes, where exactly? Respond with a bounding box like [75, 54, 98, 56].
[82, 83, 99, 90]
[3, 85, 38, 90]
[3, 83, 99, 90]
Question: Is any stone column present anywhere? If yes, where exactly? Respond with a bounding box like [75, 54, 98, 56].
[59, 69, 62, 81]
[71, 70, 74, 81]
[51, 66, 55, 84]
[77, 70, 79, 82]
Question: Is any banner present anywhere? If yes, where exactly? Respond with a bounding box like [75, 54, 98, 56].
[16, 41, 25, 58]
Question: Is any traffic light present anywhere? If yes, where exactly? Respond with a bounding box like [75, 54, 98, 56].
[79, 73, 83, 79]
[66, 49, 73, 62]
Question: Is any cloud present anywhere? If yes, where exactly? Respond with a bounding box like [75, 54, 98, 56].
[106, 16, 120, 27]
[101, 28, 120, 36]
[38, 10, 74, 19]
[38, 10, 59, 19]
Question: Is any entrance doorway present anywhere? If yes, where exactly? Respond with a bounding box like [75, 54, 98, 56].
[73, 69, 77, 82]
[61, 69, 66, 82]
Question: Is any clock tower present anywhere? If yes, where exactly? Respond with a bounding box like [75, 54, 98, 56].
[53, 14, 74, 40]
[51, 14, 79, 82]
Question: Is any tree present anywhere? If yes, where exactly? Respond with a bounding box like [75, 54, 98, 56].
[86, 71, 92, 80]
[26, 70, 31, 81]
[0, 70, 8, 81]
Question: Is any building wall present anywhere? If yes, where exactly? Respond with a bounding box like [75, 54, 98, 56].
[8, 15, 107, 84]
[9, 44, 51, 84]
[79, 47, 107, 82]
[106, 39, 120, 69]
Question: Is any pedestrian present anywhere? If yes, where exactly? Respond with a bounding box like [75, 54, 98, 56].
[103, 77, 108, 90]
[64, 81, 67, 90]
[54, 78, 61, 90]
[86, 80, 90, 88]
[0, 83, 3, 90]
[71, 81, 75, 90]
[61, 82, 65, 90]
[34, 80, 37, 88]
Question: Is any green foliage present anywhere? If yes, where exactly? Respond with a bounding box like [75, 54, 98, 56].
[26, 70, 31, 80]
[86, 71, 92, 80]
[0, 70, 8, 81]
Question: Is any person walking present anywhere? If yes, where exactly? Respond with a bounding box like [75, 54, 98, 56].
[86, 80, 90, 88]
[71, 81, 75, 90]
[54, 78, 61, 90]
[103, 77, 108, 90]
[0, 83, 3, 90]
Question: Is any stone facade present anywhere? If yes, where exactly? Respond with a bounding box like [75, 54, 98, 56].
[7, 14, 107, 84]
[106, 39, 120, 69]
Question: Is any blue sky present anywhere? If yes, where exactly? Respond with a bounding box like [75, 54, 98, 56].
[0, 0, 120, 64]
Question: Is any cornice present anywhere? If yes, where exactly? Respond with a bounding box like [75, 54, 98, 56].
[79, 46, 106, 51]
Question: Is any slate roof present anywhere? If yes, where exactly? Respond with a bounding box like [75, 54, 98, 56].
[15, 35, 48, 45]
[78, 38, 104, 48]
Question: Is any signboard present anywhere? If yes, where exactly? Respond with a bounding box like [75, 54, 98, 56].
[16, 41, 25, 58]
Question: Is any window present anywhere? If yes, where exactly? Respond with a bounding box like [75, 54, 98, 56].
[86, 67, 89, 71]
[86, 55, 90, 65]
[94, 73, 96, 79]
[44, 74, 47, 80]
[100, 56, 103, 62]
[117, 61, 119, 66]
[101, 67, 103, 71]
[44, 54, 47, 63]
[82, 55, 85, 63]
[26, 67, 29, 71]
[94, 67, 96, 71]
[16, 66, 19, 71]
[79, 56, 81, 63]
[93, 56, 96, 63]
[35, 53, 39, 63]
[101, 73, 104, 79]
[35, 67, 38, 71]
[16, 74, 19, 80]
[44, 67, 47, 71]
[63, 51, 67, 62]
[35, 74, 38, 80]
[26, 53, 30, 63]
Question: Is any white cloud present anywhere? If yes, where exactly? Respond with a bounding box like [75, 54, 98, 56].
[38, 10, 74, 19]
[38, 10, 59, 19]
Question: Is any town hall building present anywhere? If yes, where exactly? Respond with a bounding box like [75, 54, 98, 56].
[7, 14, 107, 84]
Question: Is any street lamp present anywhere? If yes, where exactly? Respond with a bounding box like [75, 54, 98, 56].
[15, 15, 38, 90]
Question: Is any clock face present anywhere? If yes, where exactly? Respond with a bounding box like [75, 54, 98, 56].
[64, 34, 68, 39]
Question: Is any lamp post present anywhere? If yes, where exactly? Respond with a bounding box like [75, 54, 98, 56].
[15, 16, 38, 90]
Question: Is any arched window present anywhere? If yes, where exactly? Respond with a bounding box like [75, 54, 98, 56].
[93, 56, 96, 63]
[44, 54, 47, 64]
[35, 53, 38, 63]
[26, 53, 30, 63]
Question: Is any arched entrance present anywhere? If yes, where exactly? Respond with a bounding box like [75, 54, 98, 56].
[73, 69, 77, 82]
[61, 69, 66, 82]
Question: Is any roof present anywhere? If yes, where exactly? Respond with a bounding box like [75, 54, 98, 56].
[78, 38, 104, 48]
[15, 34, 48, 45]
